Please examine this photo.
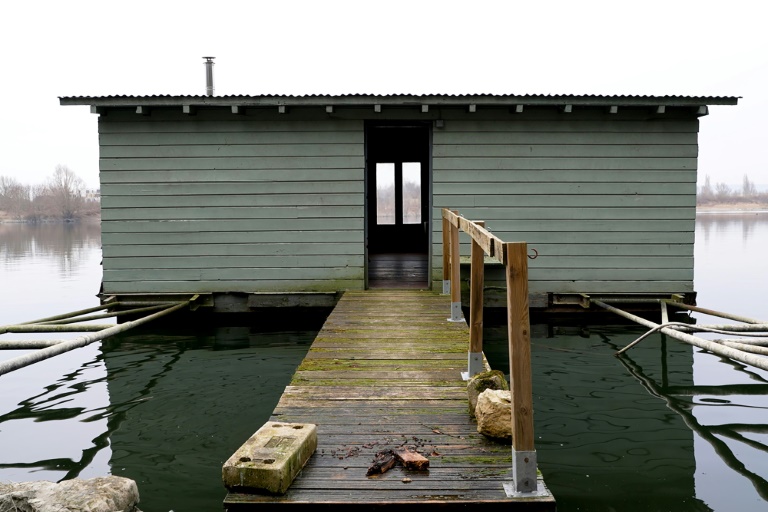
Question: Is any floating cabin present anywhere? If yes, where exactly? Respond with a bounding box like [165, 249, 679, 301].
[60, 93, 738, 313]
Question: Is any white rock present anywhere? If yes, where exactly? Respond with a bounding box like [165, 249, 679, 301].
[0, 476, 140, 512]
[475, 389, 512, 440]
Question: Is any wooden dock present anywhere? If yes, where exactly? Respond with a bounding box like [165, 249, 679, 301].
[224, 290, 554, 510]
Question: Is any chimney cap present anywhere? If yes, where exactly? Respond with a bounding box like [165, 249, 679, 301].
[203, 57, 215, 96]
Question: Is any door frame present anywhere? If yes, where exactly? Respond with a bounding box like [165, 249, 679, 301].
[364, 120, 433, 290]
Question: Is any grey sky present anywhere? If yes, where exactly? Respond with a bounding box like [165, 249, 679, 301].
[1, 0, 766, 189]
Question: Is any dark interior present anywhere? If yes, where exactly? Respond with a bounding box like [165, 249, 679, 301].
[366, 123, 430, 288]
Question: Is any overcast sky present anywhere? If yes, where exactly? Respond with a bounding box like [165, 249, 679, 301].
[1, 0, 766, 189]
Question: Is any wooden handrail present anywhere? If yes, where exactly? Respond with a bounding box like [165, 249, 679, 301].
[443, 209, 507, 264]
[441, 208, 538, 494]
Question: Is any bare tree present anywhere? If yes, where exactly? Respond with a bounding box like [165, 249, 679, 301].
[715, 182, 732, 202]
[742, 174, 757, 199]
[28, 183, 51, 221]
[699, 174, 714, 203]
[0, 175, 32, 219]
[46, 165, 85, 220]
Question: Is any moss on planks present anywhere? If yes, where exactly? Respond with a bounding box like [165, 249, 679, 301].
[235, 289, 548, 507]
[289, 378, 460, 387]
[295, 359, 462, 371]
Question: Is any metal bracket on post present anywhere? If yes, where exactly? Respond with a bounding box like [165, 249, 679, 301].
[442, 280, 451, 295]
[503, 450, 549, 497]
[461, 352, 483, 381]
[660, 301, 669, 324]
[448, 301, 463, 322]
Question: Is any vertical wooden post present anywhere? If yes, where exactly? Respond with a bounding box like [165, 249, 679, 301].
[448, 213, 463, 322]
[466, 221, 485, 378]
[442, 210, 451, 295]
[505, 242, 537, 493]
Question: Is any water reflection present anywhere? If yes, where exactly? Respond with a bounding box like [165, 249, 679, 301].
[696, 211, 768, 247]
[694, 212, 768, 326]
[3, 215, 768, 511]
[0, 221, 103, 322]
[0, 344, 110, 483]
[486, 320, 768, 512]
[617, 351, 768, 504]
[0, 324, 319, 511]
[535, 326, 700, 511]
[101, 325, 318, 511]
[0, 221, 101, 276]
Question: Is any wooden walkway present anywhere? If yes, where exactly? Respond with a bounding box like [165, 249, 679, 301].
[224, 290, 554, 510]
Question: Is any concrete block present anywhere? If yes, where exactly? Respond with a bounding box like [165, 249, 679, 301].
[222, 421, 317, 494]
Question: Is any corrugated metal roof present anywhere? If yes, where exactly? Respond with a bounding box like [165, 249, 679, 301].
[59, 93, 739, 107]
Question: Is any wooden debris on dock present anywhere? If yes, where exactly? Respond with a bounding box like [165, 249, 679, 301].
[366, 446, 429, 476]
[366, 450, 397, 476]
[395, 446, 430, 470]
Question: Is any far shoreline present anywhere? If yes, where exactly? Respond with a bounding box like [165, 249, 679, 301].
[696, 202, 768, 214]
[3, 205, 768, 223]
[0, 214, 100, 224]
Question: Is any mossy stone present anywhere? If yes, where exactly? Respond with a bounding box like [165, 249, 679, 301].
[467, 370, 509, 418]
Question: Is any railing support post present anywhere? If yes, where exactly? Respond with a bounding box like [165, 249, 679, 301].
[504, 242, 537, 494]
[442, 211, 451, 295]
[448, 213, 463, 322]
[464, 221, 485, 379]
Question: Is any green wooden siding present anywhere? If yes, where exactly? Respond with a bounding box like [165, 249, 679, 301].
[99, 110, 365, 295]
[431, 113, 699, 295]
[98, 106, 700, 298]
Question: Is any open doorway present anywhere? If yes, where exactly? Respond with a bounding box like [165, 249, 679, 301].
[366, 122, 431, 289]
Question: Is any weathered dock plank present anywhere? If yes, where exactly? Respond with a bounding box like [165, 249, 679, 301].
[224, 290, 554, 510]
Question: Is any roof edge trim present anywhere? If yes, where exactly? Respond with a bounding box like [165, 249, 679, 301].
[59, 93, 740, 108]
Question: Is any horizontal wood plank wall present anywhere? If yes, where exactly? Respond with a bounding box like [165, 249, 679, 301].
[99, 110, 365, 294]
[431, 110, 699, 295]
[98, 105, 701, 297]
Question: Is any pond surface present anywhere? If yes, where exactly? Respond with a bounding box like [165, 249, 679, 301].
[1, 215, 768, 511]
[485, 212, 768, 511]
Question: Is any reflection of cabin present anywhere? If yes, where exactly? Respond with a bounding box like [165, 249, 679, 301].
[60, 94, 737, 310]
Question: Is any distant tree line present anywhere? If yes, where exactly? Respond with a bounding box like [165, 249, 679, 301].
[376, 181, 422, 225]
[0, 165, 99, 222]
[698, 174, 768, 205]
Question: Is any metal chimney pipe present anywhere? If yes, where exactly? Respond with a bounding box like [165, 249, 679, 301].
[203, 57, 215, 96]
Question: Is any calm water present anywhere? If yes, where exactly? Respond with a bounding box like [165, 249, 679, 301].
[1, 215, 768, 511]
[0, 222, 320, 510]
